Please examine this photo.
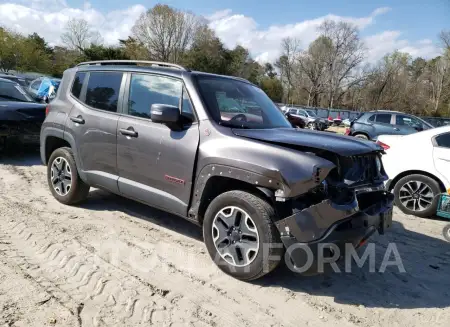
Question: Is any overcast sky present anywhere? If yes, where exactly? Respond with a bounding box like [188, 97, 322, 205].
[0, 0, 448, 63]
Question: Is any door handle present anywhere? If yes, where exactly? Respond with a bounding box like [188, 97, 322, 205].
[119, 127, 138, 138]
[70, 115, 85, 124]
[394, 127, 400, 131]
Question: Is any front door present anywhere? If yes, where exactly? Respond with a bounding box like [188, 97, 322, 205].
[394, 114, 424, 135]
[66, 71, 125, 192]
[117, 73, 199, 216]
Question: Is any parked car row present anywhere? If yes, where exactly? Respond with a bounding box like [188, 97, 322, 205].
[346, 110, 434, 140]
[280, 106, 330, 130]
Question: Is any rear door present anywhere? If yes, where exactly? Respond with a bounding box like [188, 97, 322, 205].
[433, 132, 450, 185]
[116, 72, 199, 217]
[66, 71, 125, 192]
[371, 113, 396, 136]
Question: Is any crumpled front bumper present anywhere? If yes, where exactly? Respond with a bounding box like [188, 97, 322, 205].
[275, 191, 394, 270]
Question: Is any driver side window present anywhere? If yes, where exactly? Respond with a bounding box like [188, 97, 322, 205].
[128, 74, 182, 120]
[396, 115, 422, 128]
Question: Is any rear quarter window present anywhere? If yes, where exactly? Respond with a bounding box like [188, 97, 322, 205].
[375, 114, 391, 124]
[435, 133, 450, 148]
[71, 72, 86, 99]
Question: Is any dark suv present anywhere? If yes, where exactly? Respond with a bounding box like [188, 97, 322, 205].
[40, 60, 393, 280]
[348, 110, 433, 140]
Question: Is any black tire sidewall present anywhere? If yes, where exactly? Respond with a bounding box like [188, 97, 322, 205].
[393, 174, 440, 218]
[47, 147, 87, 205]
[203, 191, 281, 280]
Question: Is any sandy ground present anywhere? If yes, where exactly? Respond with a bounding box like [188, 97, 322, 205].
[1, 152, 450, 327]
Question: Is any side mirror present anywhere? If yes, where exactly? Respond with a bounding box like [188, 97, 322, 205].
[412, 124, 423, 132]
[150, 104, 180, 125]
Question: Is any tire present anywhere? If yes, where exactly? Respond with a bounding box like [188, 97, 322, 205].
[443, 225, 450, 242]
[47, 147, 90, 205]
[354, 133, 369, 140]
[203, 190, 284, 281]
[393, 174, 441, 218]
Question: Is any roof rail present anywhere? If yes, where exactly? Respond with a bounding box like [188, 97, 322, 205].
[76, 60, 188, 71]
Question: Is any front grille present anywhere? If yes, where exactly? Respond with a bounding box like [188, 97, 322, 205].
[339, 154, 379, 185]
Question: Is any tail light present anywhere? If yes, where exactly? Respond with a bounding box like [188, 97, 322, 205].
[45, 105, 50, 116]
[376, 140, 390, 150]
[345, 128, 350, 135]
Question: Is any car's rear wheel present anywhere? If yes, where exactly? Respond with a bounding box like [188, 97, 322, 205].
[307, 122, 316, 130]
[203, 190, 284, 281]
[354, 133, 369, 140]
[393, 174, 441, 218]
[47, 147, 90, 205]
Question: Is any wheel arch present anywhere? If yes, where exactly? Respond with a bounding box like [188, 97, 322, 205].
[388, 170, 446, 193]
[44, 136, 71, 165]
[188, 172, 276, 226]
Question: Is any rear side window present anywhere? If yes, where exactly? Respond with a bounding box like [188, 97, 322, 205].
[30, 80, 40, 90]
[85, 72, 123, 112]
[435, 133, 450, 148]
[128, 74, 182, 119]
[375, 114, 391, 124]
[71, 72, 86, 99]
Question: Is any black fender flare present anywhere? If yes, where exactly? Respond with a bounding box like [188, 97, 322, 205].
[63, 131, 88, 183]
[188, 164, 283, 223]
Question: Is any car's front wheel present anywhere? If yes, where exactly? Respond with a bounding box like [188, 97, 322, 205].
[47, 147, 90, 205]
[307, 122, 316, 130]
[393, 174, 441, 218]
[203, 191, 284, 281]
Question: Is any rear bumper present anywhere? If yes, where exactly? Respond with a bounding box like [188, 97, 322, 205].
[275, 191, 394, 270]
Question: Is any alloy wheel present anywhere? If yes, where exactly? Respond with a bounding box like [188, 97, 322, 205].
[212, 206, 259, 267]
[50, 157, 72, 196]
[399, 180, 434, 212]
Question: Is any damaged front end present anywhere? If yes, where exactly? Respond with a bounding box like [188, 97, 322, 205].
[275, 151, 394, 270]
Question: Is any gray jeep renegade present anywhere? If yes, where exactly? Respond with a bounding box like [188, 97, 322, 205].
[41, 60, 393, 280]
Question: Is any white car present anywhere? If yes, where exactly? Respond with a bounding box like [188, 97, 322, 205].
[378, 126, 450, 217]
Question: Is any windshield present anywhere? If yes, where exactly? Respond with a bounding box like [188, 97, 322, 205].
[0, 81, 34, 102]
[196, 75, 291, 129]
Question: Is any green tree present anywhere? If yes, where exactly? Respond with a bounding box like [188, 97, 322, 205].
[260, 77, 283, 102]
[0, 27, 22, 72]
[183, 27, 229, 73]
[83, 44, 129, 61]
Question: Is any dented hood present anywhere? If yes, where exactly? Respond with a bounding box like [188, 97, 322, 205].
[232, 128, 382, 156]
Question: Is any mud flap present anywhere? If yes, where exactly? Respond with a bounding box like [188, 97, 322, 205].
[378, 207, 393, 235]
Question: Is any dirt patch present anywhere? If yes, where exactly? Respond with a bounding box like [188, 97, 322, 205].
[0, 153, 449, 327]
